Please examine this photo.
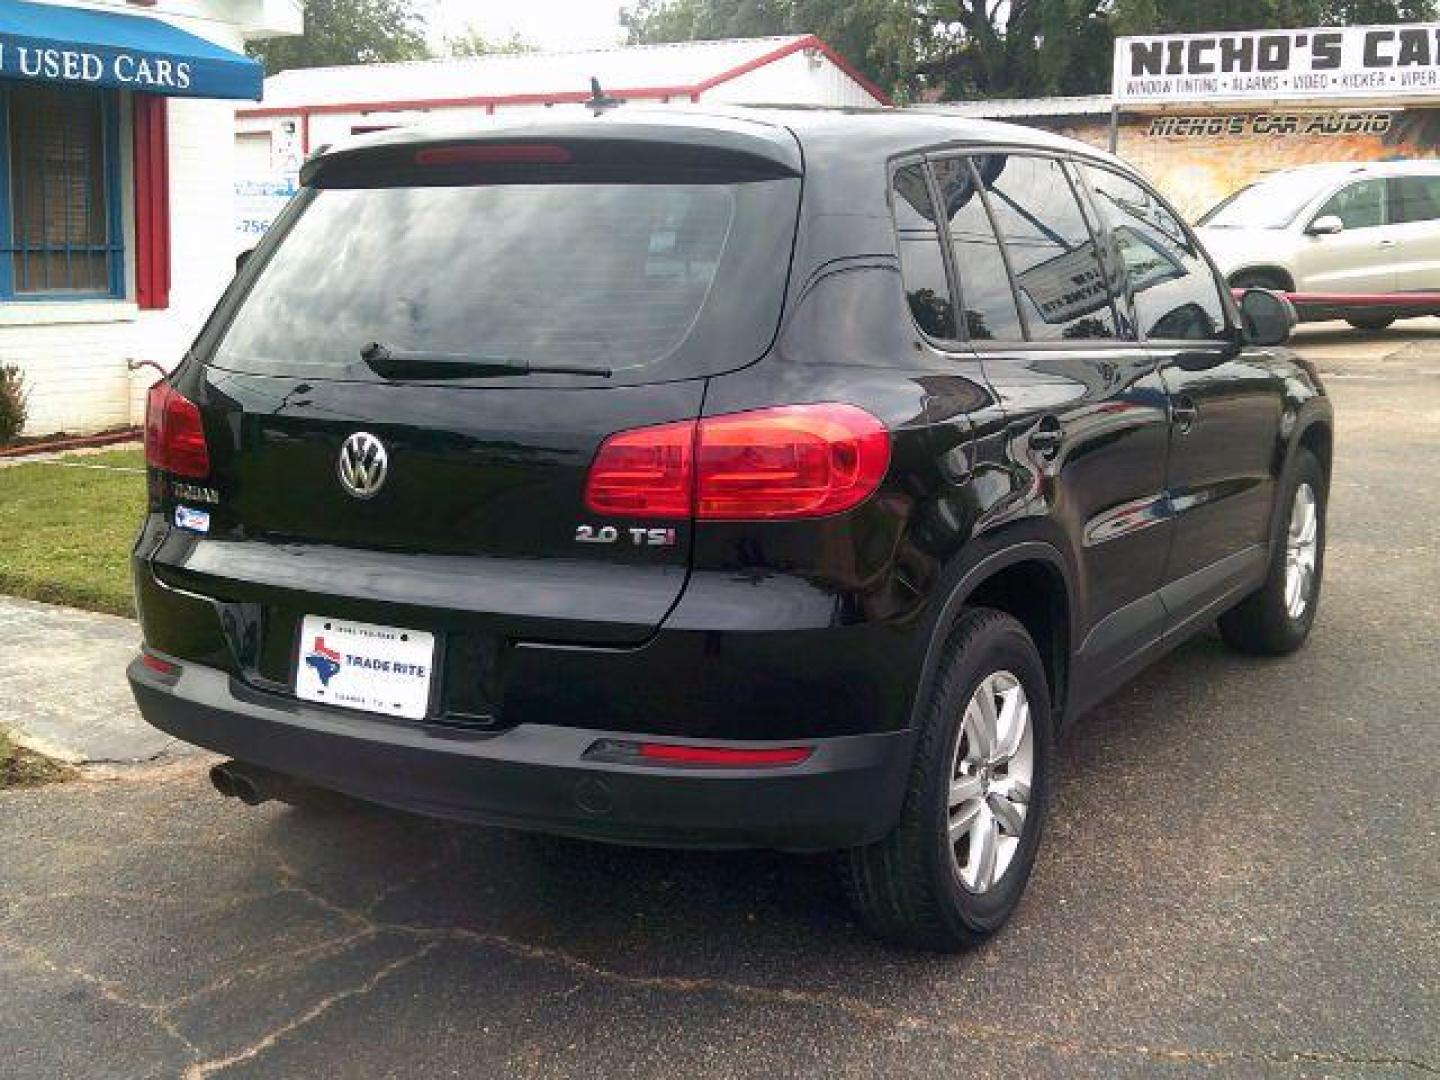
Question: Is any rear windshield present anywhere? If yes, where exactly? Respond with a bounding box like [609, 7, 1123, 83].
[210, 178, 800, 383]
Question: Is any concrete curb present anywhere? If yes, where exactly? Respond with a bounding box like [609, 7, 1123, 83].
[0, 595, 192, 766]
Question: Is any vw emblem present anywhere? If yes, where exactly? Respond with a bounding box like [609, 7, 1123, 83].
[337, 432, 389, 499]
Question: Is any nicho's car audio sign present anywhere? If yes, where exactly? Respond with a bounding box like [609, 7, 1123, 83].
[1114, 24, 1440, 105]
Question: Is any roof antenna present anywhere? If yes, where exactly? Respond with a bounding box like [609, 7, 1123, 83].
[586, 76, 620, 115]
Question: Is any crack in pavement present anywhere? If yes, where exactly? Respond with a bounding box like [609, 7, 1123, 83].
[181, 940, 440, 1080]
[156, 929, 379, 1013]
[0, 934, 200, 1059]
[7, 861, 1436, 1077]
[205, 865, 1440, 1077]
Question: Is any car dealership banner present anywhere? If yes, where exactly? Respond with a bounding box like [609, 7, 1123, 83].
[1114, 24, 1440, 105]
[0, 0, 262, 100]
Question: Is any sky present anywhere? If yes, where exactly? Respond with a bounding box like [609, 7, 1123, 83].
[422, 1, 632, 53]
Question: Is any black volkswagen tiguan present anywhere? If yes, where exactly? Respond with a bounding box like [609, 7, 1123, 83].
[130, 107, 1331, 950]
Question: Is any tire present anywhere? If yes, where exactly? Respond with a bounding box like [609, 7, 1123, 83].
[1230, 269, 1292, 292]
[1346, 316, 1395, 332]
[1218, 448, 1326, 656]
[841, 608, 1054, 951]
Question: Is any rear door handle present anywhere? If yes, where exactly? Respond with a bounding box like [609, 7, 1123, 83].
[1028, 416, 1063, 458]
[1171, 396, 1198, 434]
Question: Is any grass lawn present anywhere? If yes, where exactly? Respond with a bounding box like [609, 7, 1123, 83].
[0, 728, 75, 788]
[0, 445, 146, 617]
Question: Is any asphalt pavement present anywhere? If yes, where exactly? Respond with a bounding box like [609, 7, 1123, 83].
[1, 322, 1436, 1078]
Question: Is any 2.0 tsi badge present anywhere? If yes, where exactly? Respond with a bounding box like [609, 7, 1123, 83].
[337, 431, 389, 499]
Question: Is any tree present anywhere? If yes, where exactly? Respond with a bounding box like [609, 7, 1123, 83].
[1111, 0, 1436, 36]
[248, 0, 430, 75]
[443, 27, 536, 59]
[621, 0, 1436, 102]
[621, 0, 923, 102]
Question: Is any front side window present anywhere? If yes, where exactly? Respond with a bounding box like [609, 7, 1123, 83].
[891, 163, 956, 339]
[931, 156, 1023, 341]
[975, 155, 1118, 341]
[1315, 179, 1387, 230]
[1, 83, 121, 298]
[1389, 175, 1440, 224]
[1079, 165, 1227, 342]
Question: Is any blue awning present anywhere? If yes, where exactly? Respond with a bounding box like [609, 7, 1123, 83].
[0, 0, 263, 101]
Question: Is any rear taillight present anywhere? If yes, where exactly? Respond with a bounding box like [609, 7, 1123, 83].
[144, 382, 210, 478]
[583, 420, 695, 518]
[695, 405, 891, 520]
[584, 403, 890, 521]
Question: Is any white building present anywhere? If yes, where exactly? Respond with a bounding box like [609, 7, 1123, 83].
[235, 35, 890, 180]
[0, 0, 300, 438]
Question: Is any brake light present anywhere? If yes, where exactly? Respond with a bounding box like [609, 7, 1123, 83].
[144, 382, 210, 478]
[584, 404, 890, 521]
[415, 143, 572, 167]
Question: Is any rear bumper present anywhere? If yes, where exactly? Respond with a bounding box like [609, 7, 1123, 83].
[129, 656, 915, 852]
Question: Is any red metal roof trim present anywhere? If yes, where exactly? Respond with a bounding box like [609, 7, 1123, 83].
[695, 34, 893, 106]
[237, 35, 892, 121]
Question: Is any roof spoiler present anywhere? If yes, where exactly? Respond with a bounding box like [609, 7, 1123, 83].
[300, 118, 803, 187]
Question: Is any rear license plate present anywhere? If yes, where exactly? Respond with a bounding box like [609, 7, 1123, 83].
[295, 615, 435, 720]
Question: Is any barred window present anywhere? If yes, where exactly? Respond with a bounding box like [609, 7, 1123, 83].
[2, 83, 122, 298]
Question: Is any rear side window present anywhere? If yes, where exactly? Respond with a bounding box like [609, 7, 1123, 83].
[1389, 175, 1440, 224]
[1315, 178, 1386, 230]
[211, 177, 800, 383]
[891, 163, 957, 339]
[976, 155, 1117, 341]
[1079, 165, 1227, 342]
[931, 157, 1023, 341]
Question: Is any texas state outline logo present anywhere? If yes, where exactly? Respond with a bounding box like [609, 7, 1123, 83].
[304, 636, 342, 686]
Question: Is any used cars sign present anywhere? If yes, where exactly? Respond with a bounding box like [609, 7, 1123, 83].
[1114, 23, 1440, 105]
[0, 0, 262, 100]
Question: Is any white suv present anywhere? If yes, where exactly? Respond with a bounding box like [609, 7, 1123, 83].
[1197, 160, 1440, 330]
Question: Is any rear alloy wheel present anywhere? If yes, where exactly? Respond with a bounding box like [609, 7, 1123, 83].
[948, 671, 1034, 893]
[1346, 316, 1395, 332]
[1219, 448, 1326, 655]
[842, 608, 1053, 951]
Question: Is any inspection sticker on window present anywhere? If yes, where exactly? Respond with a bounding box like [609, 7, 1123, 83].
[295, 615, 435, 720]
[173, 505, 210, 533]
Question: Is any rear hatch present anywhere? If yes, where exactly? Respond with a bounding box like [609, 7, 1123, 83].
[149, 119, 801, 712]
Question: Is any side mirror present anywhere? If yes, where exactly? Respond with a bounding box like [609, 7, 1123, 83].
[1239, 288, 1297, 346]
[235, 248, 255, 275]
[1307, 214, 1343, 236]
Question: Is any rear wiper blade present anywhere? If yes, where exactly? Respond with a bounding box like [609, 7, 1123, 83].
[361, 341, 611, 378]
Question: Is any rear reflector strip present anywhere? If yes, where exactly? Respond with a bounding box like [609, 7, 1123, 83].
[584, 739, 813, 768]
[140, 652, 178, 676]
[640, 743, 813, 767]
